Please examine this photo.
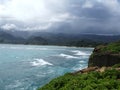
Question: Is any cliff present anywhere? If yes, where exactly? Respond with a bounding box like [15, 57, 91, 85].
[38, 41, 120, 90]
[89, 41, 120, 67]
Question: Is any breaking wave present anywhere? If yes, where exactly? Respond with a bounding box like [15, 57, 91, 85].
[30, 59, 53, 66]
[71, 50, 91, 56]
[59, 53, 79, 59]
[7, 46, 48, 50]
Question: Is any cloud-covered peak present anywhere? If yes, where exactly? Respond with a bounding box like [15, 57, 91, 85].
[1, 24, 17, 30]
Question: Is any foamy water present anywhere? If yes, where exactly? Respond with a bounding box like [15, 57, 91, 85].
[59, 53, 80, 59]
[30, 59, 53, 66]
[71, 50, 91, 55]
[0, 44, 93, 90]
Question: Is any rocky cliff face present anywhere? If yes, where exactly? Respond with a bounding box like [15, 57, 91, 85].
[88, 41, 120, 67]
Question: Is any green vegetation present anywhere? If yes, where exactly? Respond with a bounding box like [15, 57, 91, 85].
[112, 63, 120, 68]
[38, 68, 120, 90]
[67, 40, 105, 47]
[96, 41, 120, 54]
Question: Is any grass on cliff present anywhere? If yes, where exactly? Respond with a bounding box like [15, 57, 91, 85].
[38, 69, 120, 90]
[99, 41, 120, 53]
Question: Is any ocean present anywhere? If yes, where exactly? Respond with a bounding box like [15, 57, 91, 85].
[0, 44, 93, 90]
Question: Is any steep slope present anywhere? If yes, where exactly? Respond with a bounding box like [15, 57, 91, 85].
[89, 41, 120, 67]
[38, 66, 120, 90]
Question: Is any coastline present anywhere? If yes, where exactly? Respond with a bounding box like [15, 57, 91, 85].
[0, 44, 92, 90]
[38, 65, 120, 90]
[38, 41, 120, 90]
[0, 43, 95, 48]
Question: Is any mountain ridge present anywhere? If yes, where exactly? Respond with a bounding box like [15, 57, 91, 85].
[0, 30, 120, 46]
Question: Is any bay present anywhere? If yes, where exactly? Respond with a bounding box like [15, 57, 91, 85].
[0, 44, 93, 90]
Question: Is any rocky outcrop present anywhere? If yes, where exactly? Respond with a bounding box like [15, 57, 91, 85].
[73, 66, 120, 75]
[88, 42, 120, 67]
[73, 66, 99, 74]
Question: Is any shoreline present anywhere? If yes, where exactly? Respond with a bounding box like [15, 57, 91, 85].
[0, 43, 95, 48]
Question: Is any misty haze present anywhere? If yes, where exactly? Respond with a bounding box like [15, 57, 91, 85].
[0, 0, 120, 90]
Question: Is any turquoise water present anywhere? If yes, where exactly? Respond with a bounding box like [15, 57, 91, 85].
[0, 44, 93, 90]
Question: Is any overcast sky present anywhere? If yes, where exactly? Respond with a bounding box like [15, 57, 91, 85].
[0, 0, 120, 34]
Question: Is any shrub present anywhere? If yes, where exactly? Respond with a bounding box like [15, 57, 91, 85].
[38, 69, 120, 90]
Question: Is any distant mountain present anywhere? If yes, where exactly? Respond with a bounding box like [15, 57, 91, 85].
[28, 32, 120, 46]
[4, 30, 32, 39]
[29, 32, 120, 43]
[26, 36, 48, 45]
[0, 31, 25, 44]
[0, 30, 120, 47]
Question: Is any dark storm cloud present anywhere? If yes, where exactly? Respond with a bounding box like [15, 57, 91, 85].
[0, 0, 120, 34]
[61, 0, 120, 34]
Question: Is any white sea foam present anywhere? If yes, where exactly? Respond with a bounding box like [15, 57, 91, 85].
[5, 80, 22, 89]
[26, 47, 48, 50]
[9, 47, 22, 49]
[30, 59, 53, 66]
[73, 66, 87, 71]
[72, 64, 87, 71]
[0, 46, 6, 49]
[59, 53, 79, 59]
[15, 57, 19, 59]
[8, 46, 48, 50]
[79, 60, 86, 63]
[80, 55, 89, 59]
[71, 50, 91, 56]
[72, 67, 83, 71]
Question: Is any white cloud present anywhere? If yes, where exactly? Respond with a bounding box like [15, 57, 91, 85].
[0, 0, 68, 21]
[0, 0, 74, 31]
[1, 24, 17, 30]
[2, 0, 51, 21]
[24, 23, 52, 31]
[49, 13, 77, 22]
[0, 4, 6, 16]
[97, 0, 120, 13]
[82, 1, 94, 8]
[0, 0, 120, 34]
[22, 13, 77, 31]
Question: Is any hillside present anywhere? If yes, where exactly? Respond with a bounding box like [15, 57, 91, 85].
[38, 66, 120, 90]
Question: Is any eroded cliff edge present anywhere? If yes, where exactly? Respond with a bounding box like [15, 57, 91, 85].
[89, 41, 120, 67]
